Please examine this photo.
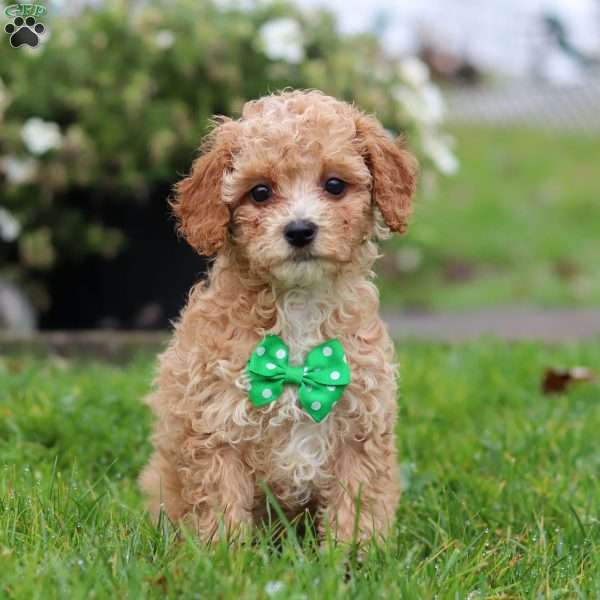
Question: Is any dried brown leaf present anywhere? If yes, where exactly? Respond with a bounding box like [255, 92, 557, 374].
[542, 366, 596, 394]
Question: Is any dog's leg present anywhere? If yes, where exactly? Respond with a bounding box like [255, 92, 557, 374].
[139, 450, 190, 523]
[320, 436, 400, 544]
[179, 444, 255, 543]
[141, 444, 255, 543]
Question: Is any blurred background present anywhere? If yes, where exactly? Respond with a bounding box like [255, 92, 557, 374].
[1, 0, 599, 334]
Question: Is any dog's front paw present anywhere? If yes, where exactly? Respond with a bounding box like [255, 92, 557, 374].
[182, 509, 254, 546]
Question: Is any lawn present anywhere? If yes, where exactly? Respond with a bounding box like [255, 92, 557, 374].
[1, 341, 600, 599]
[378, 126, 600, 310]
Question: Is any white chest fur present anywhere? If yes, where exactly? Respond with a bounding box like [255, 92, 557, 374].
[268, 287, 335, 503]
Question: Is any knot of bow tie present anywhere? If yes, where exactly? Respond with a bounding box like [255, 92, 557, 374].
[246, 335, 351, 422]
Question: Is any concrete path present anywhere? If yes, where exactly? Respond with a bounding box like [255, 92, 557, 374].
[1, 309, 600, 361]
[383, 308, 600, 342]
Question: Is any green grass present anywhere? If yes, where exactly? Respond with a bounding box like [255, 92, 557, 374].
[378, 126, 600, 310]
[1, 342, 600, 598]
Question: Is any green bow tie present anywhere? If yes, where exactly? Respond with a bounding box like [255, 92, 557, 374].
[247, 335, 351, 423]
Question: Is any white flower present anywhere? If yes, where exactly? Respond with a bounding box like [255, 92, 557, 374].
[421, 130, 459, 176]
[213, 0, 256, 10]
[49, 0, 96, 14]
[393, 83, 445, 126]
[420, 83, 446, 123]
[395, 246, 423, 273]
[154, 30, 175, 49]
[259, 18, 304, 64]
[264, 581, 285, 597]
[21, 118, 63, 155]
[398, 57, 429, 88]
[0, 207, 21, 242]
[0, 155, 38, 184]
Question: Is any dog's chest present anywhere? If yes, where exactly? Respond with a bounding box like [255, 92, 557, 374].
[267, 291, 334, 501]
[280, 292, 324, 364]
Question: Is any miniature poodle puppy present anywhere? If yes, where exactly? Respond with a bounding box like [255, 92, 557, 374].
[139, 89, 417, 544]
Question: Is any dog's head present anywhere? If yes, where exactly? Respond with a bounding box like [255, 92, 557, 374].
[172, 90, 417, 288]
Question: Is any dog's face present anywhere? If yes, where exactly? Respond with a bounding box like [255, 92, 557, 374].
[173, 91, 417, 288]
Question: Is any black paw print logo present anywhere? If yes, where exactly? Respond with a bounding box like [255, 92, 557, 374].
[5, 16, 46, 48]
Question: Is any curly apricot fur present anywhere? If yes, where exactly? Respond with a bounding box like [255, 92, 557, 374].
[140, 90, 418, 544]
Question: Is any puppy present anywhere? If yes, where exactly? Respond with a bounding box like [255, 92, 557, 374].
[140, 90, 417, 543]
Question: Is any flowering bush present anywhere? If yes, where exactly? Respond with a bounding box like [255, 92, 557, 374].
[0, 0, 456, 314]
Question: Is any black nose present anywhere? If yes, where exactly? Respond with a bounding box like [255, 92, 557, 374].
[284, 219, 318, 248]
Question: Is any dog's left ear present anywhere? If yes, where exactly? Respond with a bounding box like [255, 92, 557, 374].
[355, 114, 418, 234]
[171, 119, 238, 256]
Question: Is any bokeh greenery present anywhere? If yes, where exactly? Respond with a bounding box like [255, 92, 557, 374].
[378, 126, 600, 310]
[0, 0, 448, 311]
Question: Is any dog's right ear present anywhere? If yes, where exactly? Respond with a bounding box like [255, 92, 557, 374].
[354, 113, 418, 235]
[171, 119, 237, 256]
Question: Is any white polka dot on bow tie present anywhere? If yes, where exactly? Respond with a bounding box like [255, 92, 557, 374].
[342, 355, 347, 363]
[256, 347, 265, 356]
[322, 346, 333, 357]
[304, 367, 308, 373]
[327, 386, 335, 391]
[266, 363, 276, 370]
[276, 349, 286, 359]
[311, 401, 321, 411]
[262, 388, 273, 399]
[330, 371, 340, 381]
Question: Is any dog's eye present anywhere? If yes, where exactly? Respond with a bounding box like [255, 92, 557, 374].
[324, 178, 346, 196]
[250, 184, 272, 204]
